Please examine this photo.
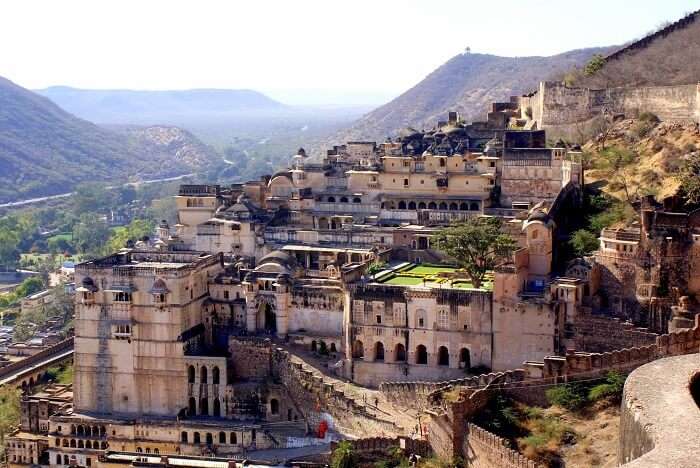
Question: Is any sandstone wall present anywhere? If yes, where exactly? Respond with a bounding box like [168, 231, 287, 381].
[519, 82, 700, 130]
[228, 337, 272, 380]
[573, 314, 657, 352]
[463, 424, 540, 468]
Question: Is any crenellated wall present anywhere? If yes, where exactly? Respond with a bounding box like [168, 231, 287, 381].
[464, 424, 541, 468]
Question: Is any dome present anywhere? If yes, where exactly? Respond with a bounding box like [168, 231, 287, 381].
[81, 277, 98, 293]
[149, 278, 170, 294]
[258, 250, 297, 269]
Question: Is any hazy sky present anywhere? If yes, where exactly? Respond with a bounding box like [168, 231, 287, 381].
[0, 0, 696, 104]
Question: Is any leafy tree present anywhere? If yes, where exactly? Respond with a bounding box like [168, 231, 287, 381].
[0, 386, 20, 454]
[106, 219, 155, 253]
[72, 214, 110, 257]
[584, 54, 606, 76]
[569, 229, 600, 256]
[331, 440, 357, 468]
[546, 383, 587, 411]
[366, 261, 388, 275]
[595, 146, 639, 204]
[679, 152, 700, 205]
[434, 218, 517, 288]
[72, 183, 114, 216]
[0, 228, 21, 268]
[588, 371, 625, 403]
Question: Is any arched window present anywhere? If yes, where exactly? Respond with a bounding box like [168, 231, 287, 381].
[374, 342, 385, 362]
[199, 397, 209, 416]
[212, 367, 220, 385]
[205, 433, 213, 445]
[418, 202, 426, 209]
[438, 202, 447, 210]
[70, 440, 76, 448]
[330, 343, 337, 353]
[200, 366, 208, 384]
[64, 455, 69, 465]
[181, 432, 188, 443]
[416, 309, 426, 328]
[136, 447, 142, 454]
[193, 432, 201, 444]
[398, 201, 407, 210]
[270, 398, 279, 415]
[213, 398, 221, 417]
[438, 346, 450, 366]
[318, 217, 329, 230]
[449, 202, 458, 211]
[77, 425, 84, 436]
[531, 229, 539, 239]
[460, 202, 468, 211]
[327, 196, 336, 203]
[230, 432, 237, 445]
[438, 309, 449, 329]
[188, 366, 195, 383]
[416, 345, 428, 365]
[219, 432, 226, 444]
[459, 348, 471, 370]
[394, 343, 406, 362]
[428, 202, 437, 210]
[340, 196, 349, 203]
[352, 340, 364, 359]
[188, 397, 196, 416]
[408, 201, 416, 210]
[78, 440, 84, 449]
[101, 442, 107, 450]
[353, 197, 361, 203]
[470, 202, 479, 211]
[56, 455, 61, 465]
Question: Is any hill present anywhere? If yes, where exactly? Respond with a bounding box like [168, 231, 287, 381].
[36, 87, 286, 126]
[337, 48, 611, 142]
[0, 77, 219, 203]
[572, 9, 700, 88]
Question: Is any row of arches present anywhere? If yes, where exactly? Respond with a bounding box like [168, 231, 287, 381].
[181, 430, 249, 445]
[352, 341, 471, 368]
[382, 201, 480, 211]
[57, 438, 108, 450]
[187, 365, 220, 384]
[70, 425, 106, 437]
[324, 196, 361, 203]
[188, 397, 221, 417]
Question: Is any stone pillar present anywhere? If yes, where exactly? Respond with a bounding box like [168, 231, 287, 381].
[243, 274, 257, 333]
[274, 275, 291, 338]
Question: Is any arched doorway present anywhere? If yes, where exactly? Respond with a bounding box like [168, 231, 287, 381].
[394, 343, 406, 362]
[459, 348, 471, 370]
[416, 345, 427, 365]
[257, 301, 277, 334]
[438, 346, 450, 366]
[374, 342, 385, 362]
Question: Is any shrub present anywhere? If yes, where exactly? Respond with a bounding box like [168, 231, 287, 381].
[546, 383, 587, 411]
[588, 371, 625, 403]
[570, 229, 600, 256]
[331, 441, 356, 468]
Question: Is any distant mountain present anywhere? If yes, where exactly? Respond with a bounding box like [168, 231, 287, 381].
[36, 87, 286, 125]
[338, 48, 613, 142]
[0, 76, 219, 203]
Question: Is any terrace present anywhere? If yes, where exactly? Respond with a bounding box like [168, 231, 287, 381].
[373, 262, 493, 291]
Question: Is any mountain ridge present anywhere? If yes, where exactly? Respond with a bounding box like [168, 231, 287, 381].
[336, 47, 614, 142]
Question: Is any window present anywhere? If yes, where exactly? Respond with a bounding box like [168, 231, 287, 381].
[219, 432, 226, 443]
[440, 158, 446, 167]
[438, 310, 449, 329]
[403, 178, 409, 187]
[223, 291, 229, 299]
[415, 345, 428, 365]
[374, 342, 385, 361]
[270, 399, 279, 415]
[181, 432, 188, 443]
[113, 292, 131, 302]
[376, 314, 382, 324]
[438, 346, 450, 366]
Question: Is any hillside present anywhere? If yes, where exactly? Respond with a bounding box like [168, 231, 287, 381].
[337, 48, 611, 142]
[584, 116, 698, 202]
[573, 10, 700, 88]
[0, 77, 219, 203]
[36, 87, 286, 126]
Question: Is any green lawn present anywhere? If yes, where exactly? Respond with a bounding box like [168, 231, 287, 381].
[406, 265, 457, 275]
[384, 275, 425, 286]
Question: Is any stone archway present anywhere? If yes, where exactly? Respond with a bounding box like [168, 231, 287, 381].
[257, 300, 277, 334]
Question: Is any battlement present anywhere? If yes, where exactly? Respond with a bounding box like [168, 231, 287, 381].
[464, 423, 542, 468]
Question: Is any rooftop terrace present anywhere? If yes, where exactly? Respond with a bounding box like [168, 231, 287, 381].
[373, 263, 493, 291]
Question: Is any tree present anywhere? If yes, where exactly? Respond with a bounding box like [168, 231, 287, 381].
[679, 152, 700, 206]
[331, 440, 357, 468]
[584, 54, 606, 76]
[595, 146, 639, 205]
[72, 183, 114, 216]
[0, 386, 20, 453]
[570, 229, 600, 256]
[72, 214, 110, 257]
[434, 218, 517, 288]
[106, 219, 155, 253]
[0, 228, 21, 268]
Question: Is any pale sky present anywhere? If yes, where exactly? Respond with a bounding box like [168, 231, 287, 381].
[0, 0, 697, 104]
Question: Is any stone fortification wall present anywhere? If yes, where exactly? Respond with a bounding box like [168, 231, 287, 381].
[0, 337, 74, 379]
[518, 81, 700, 129]
[619, 353, 700, 467]
[463, 424, 541, 468]
[330, 437, 431, 457]
[378, 370, 526, 410]
[229, 337, 272, 380]
[572, 314, 657, 352]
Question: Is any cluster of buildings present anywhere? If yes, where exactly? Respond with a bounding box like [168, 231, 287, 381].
[5, 100, 700, 468]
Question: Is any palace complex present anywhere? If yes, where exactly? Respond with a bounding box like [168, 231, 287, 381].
[8, 101, 700, 468]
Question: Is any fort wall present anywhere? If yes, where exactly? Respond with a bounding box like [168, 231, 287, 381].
[463, 424, 541, 468]
[572, 314, 657, 352]
[518, 82, 700, 131]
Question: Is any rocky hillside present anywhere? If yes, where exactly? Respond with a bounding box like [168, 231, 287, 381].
[37, 87, 285, 126]
[337, 48, 611, 142]
[573, 10, 700, 88]
[0, 76, 219, 203]
[584, 116, 699, 202]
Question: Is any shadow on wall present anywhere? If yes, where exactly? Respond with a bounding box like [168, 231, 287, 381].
[691, 371, 700, 410]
